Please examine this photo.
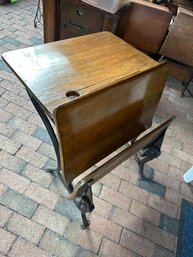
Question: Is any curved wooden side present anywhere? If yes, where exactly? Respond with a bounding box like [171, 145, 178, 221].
[54, 62, 168, 183]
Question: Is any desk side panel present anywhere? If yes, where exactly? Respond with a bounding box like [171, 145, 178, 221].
[55, 63, 167, 183]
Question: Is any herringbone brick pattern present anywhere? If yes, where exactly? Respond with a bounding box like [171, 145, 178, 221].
[0, 1, 193, 257]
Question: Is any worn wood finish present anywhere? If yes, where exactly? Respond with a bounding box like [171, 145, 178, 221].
[160, 9, 193, 67]
[59, 0, 128, 40]
[59, 0, 104, 39]
[54, 63, 168, 182]
[117, 0, 172, 53]
[166, 59, 193, 82]
[69, 116, 175, 199]
[2, 32, 168, 183]
[2, 32, 162, 118]
[43, 0, 58, 43]
[43, 0, 125, 42]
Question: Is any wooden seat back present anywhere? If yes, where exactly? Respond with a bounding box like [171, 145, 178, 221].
[54, 62, 168, 183]
[160, 8, 193, 67]
[117, 0, 172, 54]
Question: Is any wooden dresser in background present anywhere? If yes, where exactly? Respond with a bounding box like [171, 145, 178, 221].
[42, 0, 130, 43]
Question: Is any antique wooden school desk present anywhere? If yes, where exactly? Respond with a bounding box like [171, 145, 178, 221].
[2, 32, 174, 228]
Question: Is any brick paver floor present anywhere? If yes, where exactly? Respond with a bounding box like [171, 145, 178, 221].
[0, 1, 193, 257]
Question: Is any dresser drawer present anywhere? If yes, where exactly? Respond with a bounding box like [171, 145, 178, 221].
[59, 0, 104, 39]
[43, 0, 129, 43]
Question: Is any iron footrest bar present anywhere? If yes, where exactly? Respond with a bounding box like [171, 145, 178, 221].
[134, 127, 167, 179]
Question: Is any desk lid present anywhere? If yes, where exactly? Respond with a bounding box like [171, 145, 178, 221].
[2, 32, 160, 116]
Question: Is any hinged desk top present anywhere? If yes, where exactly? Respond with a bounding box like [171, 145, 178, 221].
[3, 32, 160, 117]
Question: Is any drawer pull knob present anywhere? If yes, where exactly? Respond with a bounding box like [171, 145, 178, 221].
[76, 9, 84, 16]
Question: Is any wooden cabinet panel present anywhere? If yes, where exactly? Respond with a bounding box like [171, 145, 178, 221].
[43, 0, 128, 43]
[59, 0, 104, 39]
[43, 0, 58, 43]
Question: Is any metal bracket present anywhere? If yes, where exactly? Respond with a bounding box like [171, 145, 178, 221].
[44, 163, 94, 229]
[27, 91, 94, 228]
[133, 128, 167, 179]
[74, 185, 95, 229]
[47, 168, 74, 193]
[44, 162, 94, 229]
[27, 92, 61, 172]
[27, 92, 73, 192]
[34, 0, 42, 28]
[181, 81, 193, 98]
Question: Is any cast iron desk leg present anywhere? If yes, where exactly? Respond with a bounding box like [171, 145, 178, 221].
[27, 92, 93, 228]
[132, 128, 167, 179]
[27, 92, 73, 193]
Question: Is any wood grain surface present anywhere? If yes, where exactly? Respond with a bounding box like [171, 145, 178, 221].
[54, 62, 167, 182]
[2, 32, 168, 183]
[2, 32, 160, 117]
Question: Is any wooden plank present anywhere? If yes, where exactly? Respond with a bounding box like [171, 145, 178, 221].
[117, 0, 172, 53]
[43, 0, 57, 43]
[69, 116, 175, 199]
[160, 11, 193, 66]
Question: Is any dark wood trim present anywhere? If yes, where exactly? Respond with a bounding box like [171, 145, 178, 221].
[43, 0, 129, 42]
[43, 0, 57, 43]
